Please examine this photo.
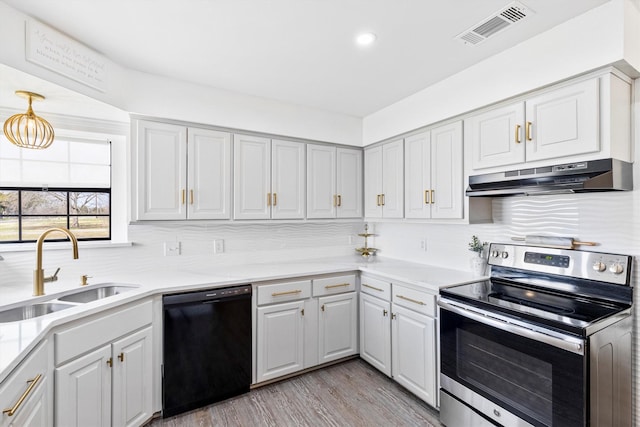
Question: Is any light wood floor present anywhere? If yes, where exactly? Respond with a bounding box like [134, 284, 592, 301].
[148, 358, 443, 427]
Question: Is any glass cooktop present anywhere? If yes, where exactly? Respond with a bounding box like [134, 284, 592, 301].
[440, 280, 629, 336]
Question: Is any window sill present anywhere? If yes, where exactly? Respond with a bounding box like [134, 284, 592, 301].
[0, 241, 133, 253]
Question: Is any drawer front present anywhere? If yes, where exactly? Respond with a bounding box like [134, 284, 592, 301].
[0, 340, 49, 422]
[392, 284, 436, 317]
[256, 280, 311, 305]
[360, 275, 391, 300]
[54, 299, 153, 366]
[312, 274, 357, 297]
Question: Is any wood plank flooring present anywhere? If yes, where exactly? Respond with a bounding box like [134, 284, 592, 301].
[148, 358, 443, 427]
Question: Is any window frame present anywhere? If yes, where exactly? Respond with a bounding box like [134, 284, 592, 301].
[0, 186, 111, 243]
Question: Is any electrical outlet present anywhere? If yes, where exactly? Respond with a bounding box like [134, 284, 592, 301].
[420, 239, 427, 251]
[164, 241, 181, 256]
[213, 239, 224, 254]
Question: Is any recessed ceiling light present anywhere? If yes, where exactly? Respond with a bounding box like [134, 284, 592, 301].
[356, 32, 377, 46]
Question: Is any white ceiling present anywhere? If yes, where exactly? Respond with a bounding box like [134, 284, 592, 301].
[2, 0, 610, 119]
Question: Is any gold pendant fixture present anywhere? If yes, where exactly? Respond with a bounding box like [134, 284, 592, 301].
[3, 90, 55, 149]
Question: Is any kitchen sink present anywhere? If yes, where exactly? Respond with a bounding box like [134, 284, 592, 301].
[0, 302, 76, 323]
[57, 284, 137, 304]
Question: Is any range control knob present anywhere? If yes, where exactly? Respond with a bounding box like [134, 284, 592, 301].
[491, 250, 500, 258]
[500, 251, 509, 259]
[609, 263, 624, 275]
[592, 261, 606, 272]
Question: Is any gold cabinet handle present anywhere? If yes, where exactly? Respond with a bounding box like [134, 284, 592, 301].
[337, 195, 342, 207]
[383, 309, 388, 317]
[397, 294, 426, 306]
[424, 190, 430, 205]
[515, 124, 522, 143]
[273, 193, 277, 206]
[321, 304, 325, 312]
[267, 193, 272, 206]
[181, 189, 186, 205]
[376, 194, 381, 206]
[190, 189, 194, 205]
[272, 289, 302, 297]
[325, 283, 350, 289]
[301, 308, 305, 316]
[362, 283, 384, 292]
[333, 195, 338, 207]
[118, 352, 124, 362]
[430, 190, 434, 204]
[526, 121, 533, 141]
[391, 313, 397, 320]
[381, 194, 385, 206]
[106, 357, 113, 367]
[2, 374, 42, 416]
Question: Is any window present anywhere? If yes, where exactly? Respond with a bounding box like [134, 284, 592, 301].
[0, 133, 111, 243]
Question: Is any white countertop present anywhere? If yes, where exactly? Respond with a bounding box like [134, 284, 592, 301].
[0, 256, 484, 383]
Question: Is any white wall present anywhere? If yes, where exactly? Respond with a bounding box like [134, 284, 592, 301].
[363, 0, 636, 145]
[0, 2, 362, 146]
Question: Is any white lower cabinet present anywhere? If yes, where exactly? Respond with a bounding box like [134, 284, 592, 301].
[254, 273, 358, 384]
[318, 292, 358, 364]
[359, 292, 391, 377]
[0, 341, 52, 427]
[359, 275, 439, 408]
[256, 300, 306, 383]
[54, 301, 153, 427]
[391, 304, 437, 406]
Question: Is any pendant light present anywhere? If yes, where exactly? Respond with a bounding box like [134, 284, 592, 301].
[3, 90, 55, 149]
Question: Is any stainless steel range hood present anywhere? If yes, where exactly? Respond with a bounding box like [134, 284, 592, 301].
[466, 158, 633, 197]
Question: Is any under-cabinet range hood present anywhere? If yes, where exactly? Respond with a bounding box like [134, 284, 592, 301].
[466, 158, 633, 197]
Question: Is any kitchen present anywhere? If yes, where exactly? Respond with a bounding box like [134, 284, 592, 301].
[0, 0, 639, 426]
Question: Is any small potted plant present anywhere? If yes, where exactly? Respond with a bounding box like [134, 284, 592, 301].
[468, 235, 488, 276]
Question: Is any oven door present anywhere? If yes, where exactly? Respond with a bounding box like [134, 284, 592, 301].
[439, 298, 587, 427]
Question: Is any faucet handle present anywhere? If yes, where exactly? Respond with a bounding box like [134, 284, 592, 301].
[43, 267, 61, 283]
[80, 275, 92, 286]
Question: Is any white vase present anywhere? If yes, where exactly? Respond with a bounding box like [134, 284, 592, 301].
[470, 256, 487, 276]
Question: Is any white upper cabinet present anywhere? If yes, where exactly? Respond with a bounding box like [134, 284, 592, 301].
[234, 134, 271, 220]
[136, 120, 187, 220]
[135, 120, 231, 220]
[187, 128, 232, 219]
[307, 145, 362, 219]
[468, 72, 631, 171]
[405, 122, 463, 220]
[272, 140, 306, 219]
[234, 135, 305, 220]
[365, 140, 403, 218]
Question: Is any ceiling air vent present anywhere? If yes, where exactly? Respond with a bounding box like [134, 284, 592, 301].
[456, 1, 533, 46]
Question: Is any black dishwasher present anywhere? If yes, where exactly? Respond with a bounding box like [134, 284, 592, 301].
[162, 284, 252, 418]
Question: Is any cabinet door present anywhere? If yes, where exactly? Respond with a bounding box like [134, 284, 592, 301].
[364, 146, 383, 218]
[318, 292, 358, 364]
[256, 300, 305, 382]
[234, 134, 271, 219]
[336, 148, 363, 218]
[381, 139, 404, 218]
[55, 345, 111, 427]
[360, 293, 391, 377]
[468, 102, 525, 170]
[112, 327, 153, 427]
[431, 121, 463, 219]
[404, 132, 431, 219]
[271, 140, 305, 219]
[391, 304, 437, 407]
[136, 120, 187, 220]
[307, 144, 336, 219]
[187, 128, 231, 219]
[525, 78, 599, 162]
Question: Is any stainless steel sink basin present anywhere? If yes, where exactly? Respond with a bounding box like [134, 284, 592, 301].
[0, 302, 75, 323]
[57, 285, 136, 303]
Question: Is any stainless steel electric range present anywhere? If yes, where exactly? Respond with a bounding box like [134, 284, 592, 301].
[438, 243, 633, 427]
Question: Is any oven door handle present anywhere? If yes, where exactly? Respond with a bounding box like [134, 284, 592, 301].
[439, 298, 585, 355]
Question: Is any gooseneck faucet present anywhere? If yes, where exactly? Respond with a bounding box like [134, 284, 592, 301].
[33, 227, 79, 296]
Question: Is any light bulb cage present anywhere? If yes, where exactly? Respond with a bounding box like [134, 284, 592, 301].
[3, 91, 55, 150]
